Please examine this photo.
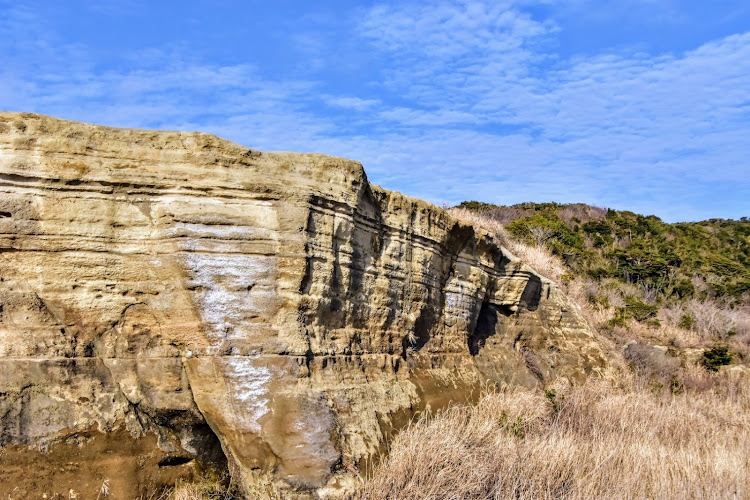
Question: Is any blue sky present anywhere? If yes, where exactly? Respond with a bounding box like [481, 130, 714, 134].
[1, 0, 749, 222]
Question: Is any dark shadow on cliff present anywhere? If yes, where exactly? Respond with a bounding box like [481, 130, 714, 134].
[520, 274, 542, 311]
[468, 302, 515, 356]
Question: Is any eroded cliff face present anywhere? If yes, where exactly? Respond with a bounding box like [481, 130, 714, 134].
[0, 112, 607, 498]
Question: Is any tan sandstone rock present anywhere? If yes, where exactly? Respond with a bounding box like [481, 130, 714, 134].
[0, 112, 607, 498]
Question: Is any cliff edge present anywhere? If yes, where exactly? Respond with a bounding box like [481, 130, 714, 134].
[0, 112, 607, 498]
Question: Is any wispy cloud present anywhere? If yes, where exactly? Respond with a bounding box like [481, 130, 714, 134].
[350, 1, 750, 220]
[324, 96, 381, 110]
[0, 0, 748, 221]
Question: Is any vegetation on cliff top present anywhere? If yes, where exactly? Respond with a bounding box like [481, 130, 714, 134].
[448, 201, 750, 367]
[456, 201, 750, 302]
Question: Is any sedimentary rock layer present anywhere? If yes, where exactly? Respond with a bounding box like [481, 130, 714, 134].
[0, 112, 607, 498]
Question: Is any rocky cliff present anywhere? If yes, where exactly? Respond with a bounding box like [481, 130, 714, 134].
[0, 112, 607, 498]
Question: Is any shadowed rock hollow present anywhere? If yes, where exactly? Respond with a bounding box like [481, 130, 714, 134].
[0, 112, 607, 498]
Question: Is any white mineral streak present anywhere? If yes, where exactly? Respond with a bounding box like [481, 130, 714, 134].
[221, 355, 272, 433]
[289, 396, 339, 466]
[183, 252, 273, 346]
[179, 245, 278, 441]
[445, 282, 464, 312]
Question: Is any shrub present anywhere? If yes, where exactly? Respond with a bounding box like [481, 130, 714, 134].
[455, 200, 498, 212]
[678, 313, 696, 330]
[588, 293, 611, 309]
[455, 201, 750, 303]
[703, 345, 732, 371]
[505, 212, 584, 256]
[608, 297, 659, 327]
[624, 297, 658, 322]
[609, 307, 628, 328]
[672, 279, 696, 299]
[646, 318, 662, 328]
[545, 388, 563, 414]
[587, 267, 613, 280]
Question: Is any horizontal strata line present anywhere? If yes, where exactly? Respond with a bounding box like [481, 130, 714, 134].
[311, 215, 504, 262]
[0, 227, 498, 256]
[0, 170, 287, 192]
[0, 179, 497, 260]
[0, 248, 283, 257]
[0, 146, 255, 164]
[305, 228, 471, 262]
[0, 181, 284, 201]
[0, 248, 518, 281]
[1, 248, 522, 282]
[0, 234, 280, 244]
[308, 203, 447, 242]
[0, 352, 469, 361]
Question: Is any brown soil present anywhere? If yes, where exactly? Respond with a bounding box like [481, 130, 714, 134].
[0, 427, 200, 499]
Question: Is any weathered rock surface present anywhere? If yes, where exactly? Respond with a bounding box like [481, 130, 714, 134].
[0, 112, 607, 498]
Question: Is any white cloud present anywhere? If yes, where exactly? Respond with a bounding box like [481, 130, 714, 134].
[347, 1, 750, 220]
[324, 96, 381, 110]
[1, 0, 748, 221]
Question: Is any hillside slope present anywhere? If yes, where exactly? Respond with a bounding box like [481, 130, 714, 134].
[457, 201, 750, 302]
[451, 202, 750, 368]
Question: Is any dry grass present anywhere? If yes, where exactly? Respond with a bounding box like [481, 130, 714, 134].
[664, 299, 750, 340]
[352, 207, 750, 499]
[358, 373, 750, 499]
[148, 475, 236, 500]
[449, 208, 567, 285]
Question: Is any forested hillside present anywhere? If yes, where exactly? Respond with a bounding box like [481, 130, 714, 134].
[457, 201, 750, 302]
